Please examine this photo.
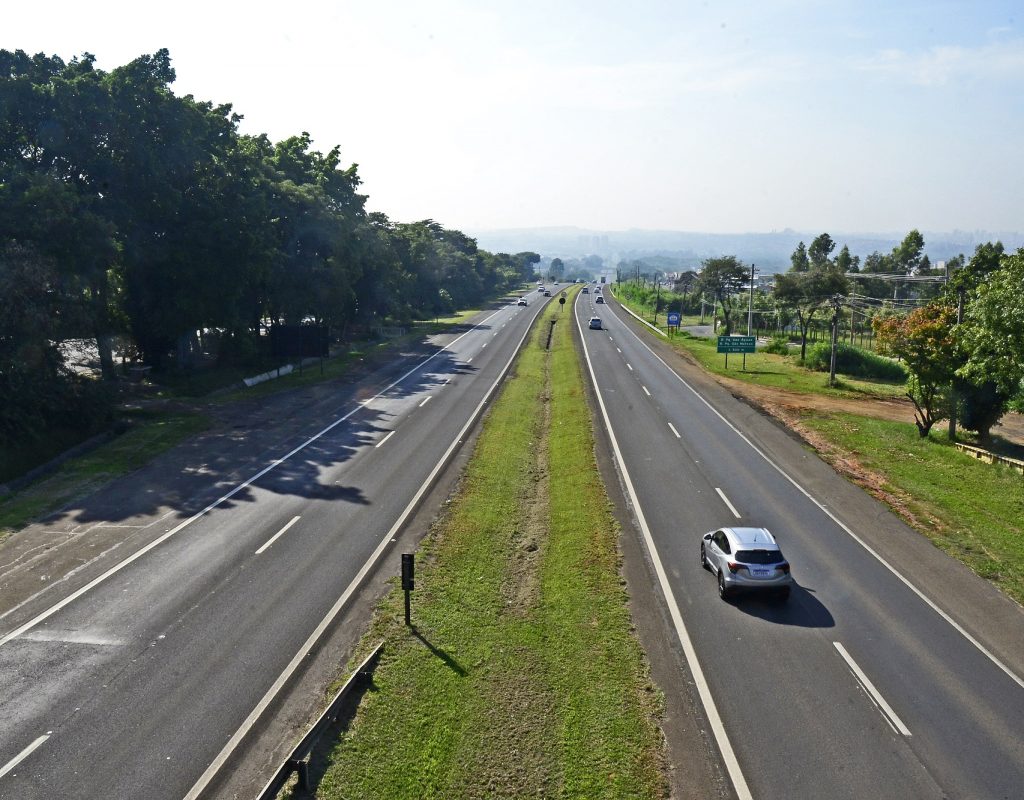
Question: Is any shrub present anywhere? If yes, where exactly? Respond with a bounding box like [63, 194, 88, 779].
[760, 334, 792, 355]
[804, 342, 907, 382]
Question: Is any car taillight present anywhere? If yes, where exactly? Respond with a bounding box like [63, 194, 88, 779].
[777, 562, 790, 574]
[727, 562, 740, 574]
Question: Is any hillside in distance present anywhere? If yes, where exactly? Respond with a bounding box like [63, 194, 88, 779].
[469, 226, 1024, 273]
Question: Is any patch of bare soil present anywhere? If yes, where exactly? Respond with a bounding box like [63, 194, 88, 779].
[713, 372, 1024, 449]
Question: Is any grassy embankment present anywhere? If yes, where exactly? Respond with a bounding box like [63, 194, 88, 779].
[614, 287, 1024, 607]
[0, 303, 515, 538]
[303, 293, 666, 799]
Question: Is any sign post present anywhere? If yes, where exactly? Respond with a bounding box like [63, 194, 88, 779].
[559, 296, 566, 311]
[717, 335, 756, 370]
[667, 311, 681, 335]
[401, 553, 415, 626]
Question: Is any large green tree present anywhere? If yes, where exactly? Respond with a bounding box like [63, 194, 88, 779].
[775, 237, 848, 360]
[696, 256, 748, 334]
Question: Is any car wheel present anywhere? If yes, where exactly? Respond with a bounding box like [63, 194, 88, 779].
[718, 572, 731, 600]
[700, 543, 709, 570]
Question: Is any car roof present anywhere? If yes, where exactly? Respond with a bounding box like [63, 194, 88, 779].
[722, 527, 779, 546]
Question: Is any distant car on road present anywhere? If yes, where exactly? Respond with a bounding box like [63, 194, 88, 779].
[701, 527, 792, 600]
[544, 290, 551, 296]
[582, 287, 589, 293]
[538, 286, 545, 293]
[595, 295, 605, 304]
[517, 297, 528, 306]
[588, 317, 602, 330]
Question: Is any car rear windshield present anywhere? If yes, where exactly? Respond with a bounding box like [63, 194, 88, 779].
[736, 549, 784, 564]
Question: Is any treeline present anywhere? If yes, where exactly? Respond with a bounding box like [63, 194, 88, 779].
[0, 49, 538, 447]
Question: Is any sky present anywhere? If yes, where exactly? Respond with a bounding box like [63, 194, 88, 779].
[5, 1, 1023, 235]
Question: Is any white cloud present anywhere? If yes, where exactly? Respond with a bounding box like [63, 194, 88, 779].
[856, 39, 1024, 86]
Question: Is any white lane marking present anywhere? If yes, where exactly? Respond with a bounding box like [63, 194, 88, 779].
[626, 363, 633, 371]
[0, 733, 50, 779]
[466, 357, 473, 364]
[184, 299, 544, 800]
[715, 488, 741, 519]
[255, 516, 301, 555]
[418, 396, 432, 408]
[573, 292, 752, 800]
[834, 642, 912, 736]
[613, 300, 1024, 691]
[616, 347, 622, 353]
[0, 306, 507, 649]
[375, 430, 396, 449]
[642, 385, 651, 396]
[21, 630, 123, 646]
[667, 422, 681, 439]
[442, 376, 451, 385]
[482, 343, 487, 348]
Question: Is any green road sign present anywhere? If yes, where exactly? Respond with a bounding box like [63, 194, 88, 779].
[717, 335, 756, 353]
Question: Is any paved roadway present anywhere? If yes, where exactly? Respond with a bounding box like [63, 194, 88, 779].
[576, 289, 1024, 800]
[0, 292, 551, 799]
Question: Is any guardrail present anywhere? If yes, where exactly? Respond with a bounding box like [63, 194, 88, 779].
[954, 442, 1024, 475]
[255, 642, 384, 800]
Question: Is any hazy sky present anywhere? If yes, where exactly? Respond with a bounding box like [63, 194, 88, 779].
[6, 1, 1022, 234]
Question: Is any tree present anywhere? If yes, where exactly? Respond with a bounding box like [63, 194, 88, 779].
[807, 233, 836, 270]
[834, 244, 859, 274]
[957, 249, 1024, 400]
[791, 242, 809, 272]
[548, 257, 564, 282]
[774, 240, 849, 360]
[696, 256, 747, 334]
[874, 303, 958, 437]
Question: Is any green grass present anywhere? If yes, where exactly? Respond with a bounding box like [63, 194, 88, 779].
[0, 411, 209, 538]
[310, 292, 665, 799]
[614, 289, 906, 401]
[798, 413, 1024, 605]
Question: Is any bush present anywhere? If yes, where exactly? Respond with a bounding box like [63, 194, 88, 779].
[803, 342, 907, 382]
[760, 334, 792, 355]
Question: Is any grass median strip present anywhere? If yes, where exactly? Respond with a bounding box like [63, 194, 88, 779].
[309, 296, 666, 799]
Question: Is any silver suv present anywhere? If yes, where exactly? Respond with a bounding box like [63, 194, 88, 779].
[701, 527, 792, 600]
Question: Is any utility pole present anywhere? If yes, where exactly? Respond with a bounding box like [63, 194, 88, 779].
[747, 262, 756, 336]
[654, 274, 662, 326]
[948, 287, 966, 440]
[828, 295, 842, 387]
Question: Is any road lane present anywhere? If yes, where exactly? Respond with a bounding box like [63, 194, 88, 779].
[0, 295, 552, 798]
[575, 289, 1024, 800]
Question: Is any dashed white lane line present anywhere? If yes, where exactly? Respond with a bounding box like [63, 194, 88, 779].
[255, 516, 301, 555]
[715, 487, 741, 518]
[834, 642, 912, 736]
[667, 422, 681, 438]
[626, 363, 633, 371]
[419, 396, 432, 408]
[466, 357, 473, 364]
[617, 347, 622, 353]
[375, 430, 397, 449]
[0, 733, 51, 778]
[642, 385, 651, 396]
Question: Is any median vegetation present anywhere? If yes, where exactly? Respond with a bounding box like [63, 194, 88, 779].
[307, 293, 666, 799]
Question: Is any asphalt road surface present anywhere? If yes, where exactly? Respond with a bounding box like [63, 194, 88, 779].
[576, 289, 1024, 800]
[0, 294, 551, 799]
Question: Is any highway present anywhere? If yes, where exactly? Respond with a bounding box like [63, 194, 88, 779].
[574, 288, 1024, 800]
[0, 292, 551, 799]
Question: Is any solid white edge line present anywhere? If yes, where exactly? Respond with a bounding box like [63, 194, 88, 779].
[418, 396, 432, 408]
[715, 488, 742, 519]
[374, 430, 397, 449]
[834, 642, 912, 736]
[182, 300, 545, 800]
[255, 516, 301, 556]
[667, 422, 681, 439]
[609, 296, 1024, 691]
[0, 733, 50, 779]
[572, 292, 753, 800]
[0, 307, 507, 649]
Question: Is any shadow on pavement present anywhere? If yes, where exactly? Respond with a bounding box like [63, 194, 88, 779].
[729, 584, 835, 628]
